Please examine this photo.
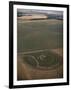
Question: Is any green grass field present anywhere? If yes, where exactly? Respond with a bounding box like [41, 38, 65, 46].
[17, 19, 63, 52]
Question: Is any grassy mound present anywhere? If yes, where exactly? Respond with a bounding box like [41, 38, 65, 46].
[22, 51, 62, 68]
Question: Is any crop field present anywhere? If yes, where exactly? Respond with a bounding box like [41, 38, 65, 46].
[17, 19, 63, 80]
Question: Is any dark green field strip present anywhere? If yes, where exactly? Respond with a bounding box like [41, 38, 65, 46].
[17, 19, 63, 52]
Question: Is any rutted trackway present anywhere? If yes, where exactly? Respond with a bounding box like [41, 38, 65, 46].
[18, 48, 62, 57]
[18, 49, 49, 55]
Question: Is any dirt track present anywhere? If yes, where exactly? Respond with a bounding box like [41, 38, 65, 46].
[29, 65, 63, 79]
[18, 48, 63, 55]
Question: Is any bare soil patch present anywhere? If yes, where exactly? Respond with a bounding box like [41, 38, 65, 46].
[50, 48, 63, 57]
[17, 56, 32, 80]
